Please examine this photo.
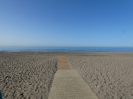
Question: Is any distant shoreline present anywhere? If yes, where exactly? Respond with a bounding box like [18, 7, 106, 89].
[0, 46, 133, 52]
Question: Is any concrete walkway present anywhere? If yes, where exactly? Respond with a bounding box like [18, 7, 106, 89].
[48, 56, 98, 99]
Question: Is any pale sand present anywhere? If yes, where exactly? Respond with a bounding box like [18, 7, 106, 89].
[0, 52, 133, 99]
[0, 53, 57, 99]
[67, 53, 133, 99]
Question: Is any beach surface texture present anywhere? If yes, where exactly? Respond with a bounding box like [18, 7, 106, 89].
[67, 53, 133, 99]
[0, 53, 57, 99]
[0, 52, 133, 99]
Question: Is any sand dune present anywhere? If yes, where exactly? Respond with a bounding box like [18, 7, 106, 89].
[67, 54, 133, 99]
[0, 53, 57, 99]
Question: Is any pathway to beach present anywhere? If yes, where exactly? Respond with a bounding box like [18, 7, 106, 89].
[48, 56, 99, 99]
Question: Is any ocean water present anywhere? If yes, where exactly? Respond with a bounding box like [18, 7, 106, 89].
[0, 46, 133, 52]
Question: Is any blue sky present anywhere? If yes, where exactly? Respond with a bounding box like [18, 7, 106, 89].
[0, 0, 133, 47]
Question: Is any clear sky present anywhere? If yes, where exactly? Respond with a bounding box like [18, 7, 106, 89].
[0, 0, 133, 47]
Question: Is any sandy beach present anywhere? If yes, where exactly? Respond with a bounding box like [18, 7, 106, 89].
[0, 52, 133, 99]
[0, 53, 57, 99]
[67, 53, 133, 99]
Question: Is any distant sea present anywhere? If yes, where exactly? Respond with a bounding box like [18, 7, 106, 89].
[0, 46, 133, 52]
